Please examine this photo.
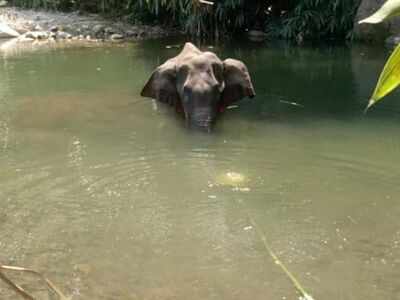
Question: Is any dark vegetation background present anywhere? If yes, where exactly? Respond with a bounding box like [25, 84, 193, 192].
[9, 0, 361, 40]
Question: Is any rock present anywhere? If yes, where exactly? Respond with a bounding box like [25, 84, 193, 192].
[24, 31, 48, 39]
[385, 35, 400, 46]
[17, 36, 34, 42]
[110, 33, 124, 40]
[92, 24, 105, 38]
[49, 25, 58, 33]
[56, 31, 72, 39]
[93, 24, 105, 34]
[0, 6, 175, 46]
[104, 26, 115, 34]
[0, 22, 20, 38]
[353, 0, 400, 42]
[23, 20, 35, 31]
[247, 29, 267, 41]
[125, 30, 137, 38]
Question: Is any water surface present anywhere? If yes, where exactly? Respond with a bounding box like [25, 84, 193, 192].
[0, 39, 400, 299]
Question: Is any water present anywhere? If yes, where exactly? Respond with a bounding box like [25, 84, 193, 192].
[1, 39, 400, 299]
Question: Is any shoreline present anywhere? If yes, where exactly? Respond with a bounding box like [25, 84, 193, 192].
[0, 6, 180, 44]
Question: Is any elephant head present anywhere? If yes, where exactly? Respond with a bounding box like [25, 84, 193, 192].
[141, 42, 255, 130]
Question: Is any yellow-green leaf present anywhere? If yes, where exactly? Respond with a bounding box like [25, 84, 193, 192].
[366, 43, 400, 110]
[359, 0, 400, 24]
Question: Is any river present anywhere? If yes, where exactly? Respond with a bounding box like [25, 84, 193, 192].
[0, 39, 399, 299]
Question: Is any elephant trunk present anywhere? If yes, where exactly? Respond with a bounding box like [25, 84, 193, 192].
[186, 107, 216, 131]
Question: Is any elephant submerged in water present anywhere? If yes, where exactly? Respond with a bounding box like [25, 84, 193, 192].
[141, 42, 255, 130]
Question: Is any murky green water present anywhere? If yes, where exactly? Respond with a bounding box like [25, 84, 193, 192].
[1, 39, 400, 299]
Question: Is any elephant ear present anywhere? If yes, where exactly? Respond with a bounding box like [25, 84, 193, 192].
[222, 58, 255, 106]
[141, 59, 178, 105]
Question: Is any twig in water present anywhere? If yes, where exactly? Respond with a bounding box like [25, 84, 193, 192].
[0, 270, 34, 300]
[166, 44, 182, 49]
[237, 200, 315, 300]
[0, 264, 70, 300]
[279, 100, 305, 108]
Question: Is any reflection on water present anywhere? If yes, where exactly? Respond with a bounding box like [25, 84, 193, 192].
[1, 39, 400, 299]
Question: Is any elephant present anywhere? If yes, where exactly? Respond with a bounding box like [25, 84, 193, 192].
[141, 42, 255, 130]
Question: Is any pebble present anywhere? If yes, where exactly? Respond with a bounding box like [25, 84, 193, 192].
[49, 25, 59, 32]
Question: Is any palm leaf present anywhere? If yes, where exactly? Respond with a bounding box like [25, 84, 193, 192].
[366, 43, 400, 110]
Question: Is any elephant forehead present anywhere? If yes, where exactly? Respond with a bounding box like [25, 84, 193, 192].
[179, 52, 222, 69]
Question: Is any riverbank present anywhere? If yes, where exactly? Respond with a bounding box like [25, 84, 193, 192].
[0, 6, 178, 43]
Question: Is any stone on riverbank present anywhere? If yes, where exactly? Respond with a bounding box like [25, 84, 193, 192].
[0, 7, 177, 45]
[0, 21, 20, 38]
[110, 33, 124, 40]
[24, 31, 48, 39]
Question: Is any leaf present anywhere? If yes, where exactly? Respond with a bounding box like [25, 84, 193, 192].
[366, 43, 400, 110]
[359, 0, 400, 24]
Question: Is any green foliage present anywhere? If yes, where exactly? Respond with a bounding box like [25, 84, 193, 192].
[9, 0, 359, 40]
[366, 43, 400, 110]
[277, 0, 360, 40]
[358, 0, 400, 110]
[134, 0, 247, 36]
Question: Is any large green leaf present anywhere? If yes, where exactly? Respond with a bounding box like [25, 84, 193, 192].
[359, 0, 400, 24]
[366, 43, 400, 109]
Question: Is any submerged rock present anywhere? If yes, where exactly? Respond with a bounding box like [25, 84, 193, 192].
[49, 25, 59, 33]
